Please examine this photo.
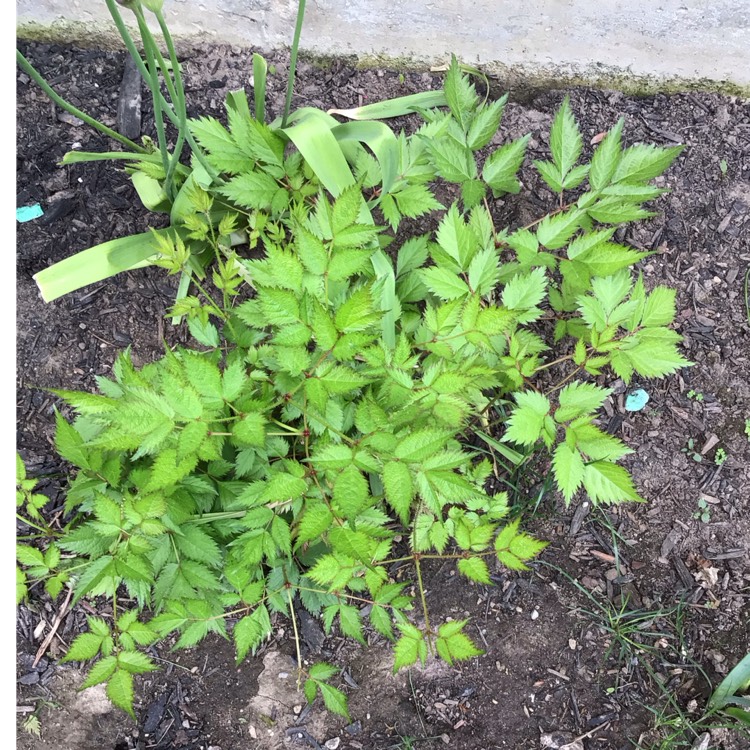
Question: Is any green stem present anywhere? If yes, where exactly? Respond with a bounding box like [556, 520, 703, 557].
[16, 514, 54, 535]
[286, 587, 303, 689]
[281, 0, 306, 128]
[104, 0, 221, 185]
[188, 510, 247, 522]
[190, 278, 227, 319]
[134, 8, 170, 180]
[414, 555, 432, 640]
[155, 9, 188, 195]
[16, 51, 146, 154]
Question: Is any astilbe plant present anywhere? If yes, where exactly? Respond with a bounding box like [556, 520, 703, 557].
[17, 55, 689, 719]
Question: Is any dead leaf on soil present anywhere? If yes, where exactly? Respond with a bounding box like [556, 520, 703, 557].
[540, 732, 584, 750]
[693, 565, 720, 588]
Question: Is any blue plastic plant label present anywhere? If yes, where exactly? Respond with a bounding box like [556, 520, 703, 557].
[17, 204, 44, 223]
[625, 389, 650, 412]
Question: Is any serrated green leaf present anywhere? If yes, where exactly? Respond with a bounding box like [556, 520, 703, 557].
[501, 267, 547, 312]
[318, 681, 351, 721]
[392, 183, 444, 220]
[220, 171, 278, 210]
[333, 465, 369, 519]
[61, 631, 104, 663]
[395, 429, 453, 463]
[382, 461, 414, 525]
[552, 443, 585, 504]
[555, 382, 611, 423]
[482, 134, 530, 195]
[420, 266, 470, 300]
[641, 286, 676, 327]
[234, 607, 272, 663]
[587, 198, 655, 224]
[534, 159, 563, 193]
[503, 391, 551, 447]
[457, 557, 491, 584]
[589, 118, 624, 190]
[434, 203, 478, 269]
[81, 656, 118, 689]
[468, 249, 500, 296]
[297, 503, 334, 545]
[536, 209, 583, 250]
[428, 137, 476, 183]
[106, 668, 135, 717]
[612, 144, 683, 184]
[189, 116, 253, 174]
[328, 527, 375, 565]
[393, 628, 423, 672]
[509, 531, 548, 561]
[444, 55, 479, 128]
[334, 287, 380, 333]
[621, 331, 692, 379]
[467, 96, 507, 150]
[16, 568, 28, 604]
[436, 622, 483, 665]
[117, 651, 157, 675]
[17, 546, 45, 568]
[461, 179, 486, 210]
[338, 604, 366, 644]
[583, 460, 644, 504]
[175, 525, 221, 565]
[550, 96, 582, 178]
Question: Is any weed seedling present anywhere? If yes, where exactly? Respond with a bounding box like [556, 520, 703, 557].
[714, 447, 727, 466]
[682, 438, 702, 463]
[692, 498, 711, 523]
[686, 389, 704, 402]
[744, 418, 750, 442]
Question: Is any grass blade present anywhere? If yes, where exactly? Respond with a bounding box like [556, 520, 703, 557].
[170, 270, 193, 325]
[331, 121, 399, 195]
[370, 249, 398, 349]
[710, 653, 750, 710]
[252, 54, 267, 122]
[61, 152, 189, 178]
[281, 111, 356, 197]
[33, 230, 169, 302]
[131, 172, 171, 212]
[328, 90, 447, 121]
[474, 430, 526, 466]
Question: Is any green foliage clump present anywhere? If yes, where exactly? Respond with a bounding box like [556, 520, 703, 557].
[18, 52, 689, 721]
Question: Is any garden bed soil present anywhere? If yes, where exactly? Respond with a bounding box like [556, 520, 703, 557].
[16, 41, 750, 750]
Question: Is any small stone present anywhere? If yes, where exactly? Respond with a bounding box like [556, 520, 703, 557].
[568, 639, 577, 650]
[530, 609, 539, 620]
[293, 705, 302, 715]
[325, 738, 340, 750]
[278, 671, 289, 679]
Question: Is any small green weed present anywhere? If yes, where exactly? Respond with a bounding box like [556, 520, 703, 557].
[686, 389, 703, 402]
[692, 497, 711, 523]
[682, 438, 702, 463]
[744, 418, 750, 441]
[714, 447, 727, 466]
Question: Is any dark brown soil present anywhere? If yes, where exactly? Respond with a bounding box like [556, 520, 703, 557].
[16, 40, 750, 750]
